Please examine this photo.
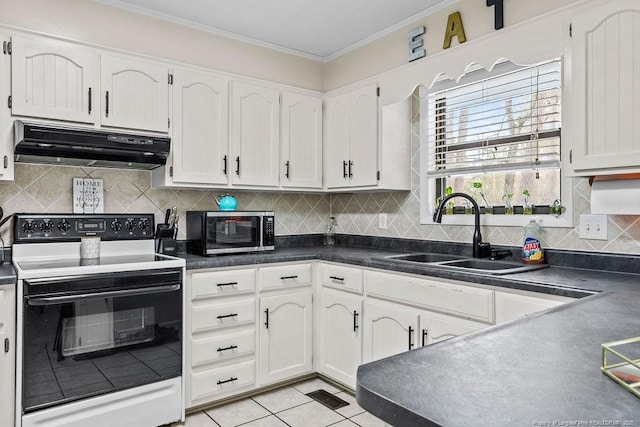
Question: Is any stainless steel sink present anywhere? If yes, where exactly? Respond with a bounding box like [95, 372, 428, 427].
[384, 252, 467, 263]
[382, 253, 549, 275]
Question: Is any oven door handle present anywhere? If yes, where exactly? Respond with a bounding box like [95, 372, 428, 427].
[26, 284, 181, 306]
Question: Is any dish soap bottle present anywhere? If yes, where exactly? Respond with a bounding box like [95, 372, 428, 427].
[522, 219, 544, 264]
[324, 216, 337, 246]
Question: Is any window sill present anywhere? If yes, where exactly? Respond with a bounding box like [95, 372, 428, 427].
[422, 213, 573, 228]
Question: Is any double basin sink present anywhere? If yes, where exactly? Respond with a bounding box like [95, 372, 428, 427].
[379, 252, 549, 275]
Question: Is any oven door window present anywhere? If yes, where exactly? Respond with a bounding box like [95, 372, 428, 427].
[22, 285, 181, 413]
[206, 216, 260, 250]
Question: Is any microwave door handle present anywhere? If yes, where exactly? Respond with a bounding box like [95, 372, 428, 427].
[26, 284, 181, 306]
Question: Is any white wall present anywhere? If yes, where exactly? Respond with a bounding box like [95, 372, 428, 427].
[0, 0, 324, 91]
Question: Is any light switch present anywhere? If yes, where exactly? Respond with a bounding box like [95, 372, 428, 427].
[579, 214, 607, 240]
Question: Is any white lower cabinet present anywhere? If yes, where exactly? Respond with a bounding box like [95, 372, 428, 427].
[0, 283, 15, 427]
[318, 288, 362, 389]
[419, 311, 487, 346]
[259, 290, 313, 385]
[362, 298, 419, 364]
[495, 291, 573, 323]
[190, 360, 256, 404]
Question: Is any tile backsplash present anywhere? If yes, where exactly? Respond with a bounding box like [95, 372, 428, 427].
[0, 163, 331, 243]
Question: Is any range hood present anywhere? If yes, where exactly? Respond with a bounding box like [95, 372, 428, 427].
[14, 120, 170, 170]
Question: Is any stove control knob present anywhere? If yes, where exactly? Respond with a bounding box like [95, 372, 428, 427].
[57, 219, 71, 232]
[40, 221, 53, 233]
[138, 219, 150, 233]
[124, 219, 136, 233]
[22, 221, 36, 234]
[110, 220, 122, 232]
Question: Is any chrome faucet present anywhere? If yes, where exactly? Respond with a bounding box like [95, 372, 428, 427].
[432, 192, 490, 258]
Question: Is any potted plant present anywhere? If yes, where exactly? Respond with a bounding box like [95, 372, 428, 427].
[444, 186, 454, 215]
[522, 189, 533, 215]
[503, 193, 514, 215]
[473, 181, 492, 214]
[550, 199, 564, 218]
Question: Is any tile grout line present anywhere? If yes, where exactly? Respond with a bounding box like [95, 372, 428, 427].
[201, 410, 222, 427]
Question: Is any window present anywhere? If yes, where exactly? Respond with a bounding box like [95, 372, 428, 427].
[420, 59, 572, 227]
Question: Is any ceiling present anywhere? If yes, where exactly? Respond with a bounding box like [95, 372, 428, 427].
[93, 0, 449, 61]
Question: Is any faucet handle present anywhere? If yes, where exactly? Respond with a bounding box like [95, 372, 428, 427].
[478, 242, 491, 258]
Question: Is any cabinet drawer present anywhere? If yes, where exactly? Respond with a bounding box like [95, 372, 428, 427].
[365, 270, 494, 323]
[319, 263, 363, 294]
[192, 299, 255, 333]
[191, 269, 255, 300]
[258, 264, 312, 291]
[190, 360, 255, 403]
[191, 329, 255, 368]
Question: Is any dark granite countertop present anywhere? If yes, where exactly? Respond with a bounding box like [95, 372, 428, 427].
[0, 262, 16, 285]
[182, 245, 640, 298]
[356, 290, 640, 426]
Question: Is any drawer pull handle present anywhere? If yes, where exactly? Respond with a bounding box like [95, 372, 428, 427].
[217, 281, 238, 287]
[329, 276, 344, 282]
[217, 313, 238, 320]
[280, 275, 298, 280]
[422, 329, 428, 347]
[217, 377, 238, 385]
[217, 345, 238, 352]
[408, 326, 414, 350]
[264, 308, 269, 329]
[353, 310, 359, 332]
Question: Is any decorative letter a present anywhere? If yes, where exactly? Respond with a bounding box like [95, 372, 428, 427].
[443, 12, 467, 49]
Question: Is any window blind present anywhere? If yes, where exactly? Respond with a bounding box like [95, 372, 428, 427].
[426, 59, 561, 178]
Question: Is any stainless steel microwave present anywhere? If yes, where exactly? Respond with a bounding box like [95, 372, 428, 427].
[186, 211, 275, 256]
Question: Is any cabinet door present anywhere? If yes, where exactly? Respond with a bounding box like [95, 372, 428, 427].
[0, 284, 15, 427]
[101, 55, 169, 133]
[230, 82, 280, 187]
[362, 299, 419, 364]
[318, 289, 362, 389]
[348, 84, 378, 187]
[420, 311, 487, 346]
[281, 92, 322, 188]
[259, 291, 312, 384]
[11, 36, 98, 123]
[325, 92, 351, 188]
[171, 68, 229, 185]
[0, 33, 13, 181]
[569, 0, 640, 173]
[495, 291, 570, 323]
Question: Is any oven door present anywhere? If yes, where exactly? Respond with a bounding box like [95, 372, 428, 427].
[205, 214, 262, 253]
[22, 268, 182, 414]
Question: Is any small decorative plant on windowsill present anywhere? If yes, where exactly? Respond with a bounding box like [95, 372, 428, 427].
[473, 181, 492, 214]
[503, 193, 514, 215]
[522, 189, 533, 215]
[550, 199, 565, 218]
[444, 186, 454, 215]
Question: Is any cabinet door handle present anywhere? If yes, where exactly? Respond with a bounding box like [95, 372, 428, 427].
[216, 377, 238, 385]
[264, 308, 269, 329]
[329, 276, 344, 282]
[348, 160, 353, 178]
[408, 326, 414, 350]
[217, 345, 238, 352]
[105, 91, 109, 117]
[280, 275, 298, 280]
[235, 156, 240, 175]
[4, 338, 8, 353]
[422, 329, 428, 347]
[88, 88, 92, 114]
[353, 310, 359, 332]
[223, 155, 228, 175]
[216, 313, 238, 319]
[343, 161, 348, 178]
[216, 281, 238, 287]
[285, 160, 290, 178]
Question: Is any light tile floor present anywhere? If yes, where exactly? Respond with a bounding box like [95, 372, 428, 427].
[173, 378, 389, 427]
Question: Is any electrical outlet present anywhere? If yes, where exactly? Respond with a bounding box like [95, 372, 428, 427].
[379, 213, 388, 229]
[579, 214, 607, 240]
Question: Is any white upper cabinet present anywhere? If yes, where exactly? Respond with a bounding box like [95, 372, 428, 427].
[101, 54, 170, 133]
[230, 82, 280, 187]
[325, 83, 378, 189]
[567, 0, 640, 175]
[0, 33, 13, 181]
[11, 36, 98, 124]
[171, 67, 229, 185]
[281, 92, 322, 188]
